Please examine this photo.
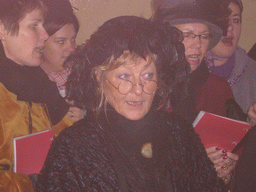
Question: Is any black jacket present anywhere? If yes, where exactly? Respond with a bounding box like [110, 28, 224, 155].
[234, 126, 256, 191]
[36, 108, 225, 191]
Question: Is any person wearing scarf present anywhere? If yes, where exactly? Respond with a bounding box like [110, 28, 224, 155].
[0, 0, 74, 191]
[205, 0, 256, 124]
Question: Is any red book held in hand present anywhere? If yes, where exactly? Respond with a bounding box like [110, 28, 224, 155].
[13, 129, 53, 175]
[193, 111, 252, 152]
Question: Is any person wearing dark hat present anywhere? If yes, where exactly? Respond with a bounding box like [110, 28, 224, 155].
[34, 15, 225, 191]
[153, 0, 237, 121]
[153, 0, 242, 187]
[205, 0, 256, 122]
[40, 0, 85, 122]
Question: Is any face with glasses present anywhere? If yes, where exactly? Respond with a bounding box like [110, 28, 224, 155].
[175, 23, 211, 72]
[98, 55, 158, 120]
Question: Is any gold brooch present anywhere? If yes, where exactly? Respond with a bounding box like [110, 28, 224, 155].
[141, 142, 152, 158]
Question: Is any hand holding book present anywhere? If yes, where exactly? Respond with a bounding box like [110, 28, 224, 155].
[206, 146, 238, 180]
[193, 111, 251, 184]
[193, 111, 252, 152]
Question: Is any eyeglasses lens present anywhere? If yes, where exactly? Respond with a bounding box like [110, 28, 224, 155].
[118, 80, 157, 94]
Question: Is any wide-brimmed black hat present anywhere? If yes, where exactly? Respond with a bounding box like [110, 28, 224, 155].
[154, 0, 229, 50]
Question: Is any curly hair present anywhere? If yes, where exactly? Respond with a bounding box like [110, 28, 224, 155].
[66, 16, 190, 112]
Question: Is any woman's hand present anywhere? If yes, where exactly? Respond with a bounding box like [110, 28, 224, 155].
[248, 103, 256, 125]
[67, 106, 85, 122]
[206, 146, 238, 182]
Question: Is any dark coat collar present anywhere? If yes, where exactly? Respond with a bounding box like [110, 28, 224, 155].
[171, 61, 209, 124]
[188, 60, 209, 91]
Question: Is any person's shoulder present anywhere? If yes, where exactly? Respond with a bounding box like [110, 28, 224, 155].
[0, 82, 11, 93]
[208, 73, 224, 81]
[0, 82, 9, 94]
[208, 73, 229, 84]
[156, 111, 200, 145]
[157, 110, 192, 129]
[236, 46, 247, 55]
[201, 73, 231, 94]
[236, 46, 256, 67]
[55, 115, 101, 144]
[0, 82, 19, 102]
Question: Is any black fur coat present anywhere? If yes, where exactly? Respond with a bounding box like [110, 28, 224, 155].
[35, 108, 225, 192]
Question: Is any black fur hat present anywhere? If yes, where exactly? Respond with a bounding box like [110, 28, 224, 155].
[66, 16, 190, 110]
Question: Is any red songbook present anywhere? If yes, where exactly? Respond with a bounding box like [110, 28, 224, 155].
[193, 111, 252, 152]
[13, 129, 53, 175]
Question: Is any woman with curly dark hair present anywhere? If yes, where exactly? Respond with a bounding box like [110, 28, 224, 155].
[35, 16, 225, 191]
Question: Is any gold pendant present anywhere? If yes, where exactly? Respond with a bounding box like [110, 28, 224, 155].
[141, 142, 152, 158]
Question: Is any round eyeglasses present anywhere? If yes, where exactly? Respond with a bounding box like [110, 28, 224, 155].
[106, 79, 158, 95]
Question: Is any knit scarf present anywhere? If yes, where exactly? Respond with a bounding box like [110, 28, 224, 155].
[0, 42, 69, 125]
[204, 51, 227, 69]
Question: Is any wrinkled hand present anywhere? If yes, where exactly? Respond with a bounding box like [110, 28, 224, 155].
[206, 146, 238, 182]
[67, 106, 85, 122]
[248, 103, 256, 125]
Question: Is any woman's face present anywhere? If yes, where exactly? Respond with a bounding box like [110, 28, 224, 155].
[0, 9, 48, 66]
[210, 2, 242, 59]
[42, 23, 77, 72]
[102, 56, 157, 120]
[175, 23, 210, 72]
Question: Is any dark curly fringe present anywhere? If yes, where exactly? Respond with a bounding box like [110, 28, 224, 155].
[65, 16, 190, 111]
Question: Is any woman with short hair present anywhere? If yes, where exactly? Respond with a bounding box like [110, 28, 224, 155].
[0, 0, 73, 190]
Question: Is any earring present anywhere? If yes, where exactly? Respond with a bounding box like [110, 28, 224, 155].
[1, 37, 4, 40]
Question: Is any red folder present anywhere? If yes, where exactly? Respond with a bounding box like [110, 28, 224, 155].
[193, 111, 251, 152]
[13, 129, 53, 175]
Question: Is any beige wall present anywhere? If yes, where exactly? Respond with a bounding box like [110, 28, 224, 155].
[239, 0, 256, 52]
[70, 0, 152, 45]
[70, 0, 256, 52]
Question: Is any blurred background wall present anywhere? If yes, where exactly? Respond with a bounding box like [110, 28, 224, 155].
[239, 0, 256, 52]
[70, 0, 256, 52]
